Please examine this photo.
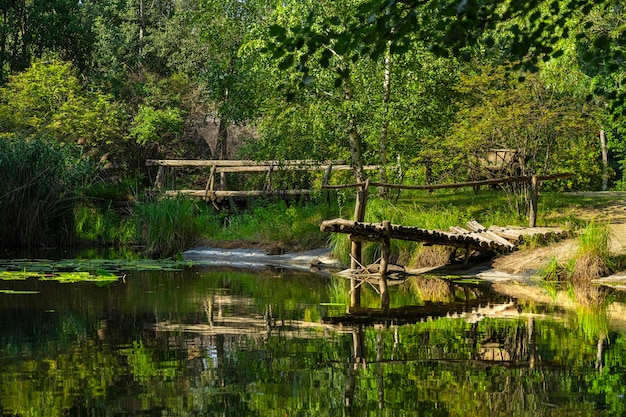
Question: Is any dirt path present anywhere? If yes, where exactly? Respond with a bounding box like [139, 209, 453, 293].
[493, 196, 626, 275]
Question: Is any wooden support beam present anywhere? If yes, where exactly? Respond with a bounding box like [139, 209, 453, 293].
[379, 220, 391, 313]
[529, 175, 538, 227]
[146, 159, 347, 167]
[155, 166, 165, 191]
[350, 179, 370, 309]
[322, 164, 333, 187]
[164, 189, 312, 200]
[204, 165, 217, 200]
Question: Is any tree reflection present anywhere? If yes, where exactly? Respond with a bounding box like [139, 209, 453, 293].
[2, 268, 626, 415]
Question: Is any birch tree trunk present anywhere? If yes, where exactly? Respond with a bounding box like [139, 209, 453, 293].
[344, 76, 365, 183]
[379, 42, 391, 196]
[600, 130, 608, 191]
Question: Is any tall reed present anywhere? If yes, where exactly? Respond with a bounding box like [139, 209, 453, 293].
[133, 196, 220, 257]
[0, 136, 91, 246]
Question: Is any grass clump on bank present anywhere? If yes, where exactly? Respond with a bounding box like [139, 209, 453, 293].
[113, 197, 334, 258]
[570, 221, 614, 280]
[537, 221, 618, 281]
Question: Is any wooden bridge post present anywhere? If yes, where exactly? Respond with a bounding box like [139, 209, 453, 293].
[203, 165, 217, 201]
[350, 179, 370, 309]
[155, 166, 165, 191]
[379, 220, 391, 312]
[529, 175, 538, 227]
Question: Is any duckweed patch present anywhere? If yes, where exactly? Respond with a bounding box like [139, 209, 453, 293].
[0, 258, 191, 284]
[0, 289, 39, 294]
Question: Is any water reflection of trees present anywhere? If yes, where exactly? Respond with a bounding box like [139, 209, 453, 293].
[2, 271, 626, 416]
[339, 280, 621, 415]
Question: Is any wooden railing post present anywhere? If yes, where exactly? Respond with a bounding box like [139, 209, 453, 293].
[322, 164, 333, 186]
[350, 179, 370, 309]
[155, 166, 165, 191]
[529, 175, 538, 227]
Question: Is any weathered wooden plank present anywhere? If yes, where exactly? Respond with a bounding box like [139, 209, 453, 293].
[465, 221, 515, 249]
[147, 159, 346, 167]
[466, 220, 486, 232]
[164, 189, 312, 199]
[212, 164, 372, 173]
[320, 218, 510, 253]
[488, 225, 567, 242]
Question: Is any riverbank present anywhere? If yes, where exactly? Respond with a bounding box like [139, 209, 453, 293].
[183, 196, 626, 286]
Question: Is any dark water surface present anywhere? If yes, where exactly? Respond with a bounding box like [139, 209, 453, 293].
[0, 262, 625, 416]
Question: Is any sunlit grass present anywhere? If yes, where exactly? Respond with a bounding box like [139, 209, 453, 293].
[210, 199, 333, 250]
[571, 221, 614, 280]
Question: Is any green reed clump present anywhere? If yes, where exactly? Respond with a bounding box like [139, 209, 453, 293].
[536, 221, 615, 281]
[74, 204, 135, 245]
[0, 136, 93, 247]
[571, 221, 613, 280]
[133, 197, 220, 257]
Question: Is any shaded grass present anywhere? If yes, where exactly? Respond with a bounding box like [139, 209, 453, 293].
[74, 204, 135, 245]
[133, 197, 221, 257]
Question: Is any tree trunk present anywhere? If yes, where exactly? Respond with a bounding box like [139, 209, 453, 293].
[600, 129, 608, 191]
[344, 77, 365, 183]
[379, 43, 391, 196]
[216, 86, 230, 161]
[216, 116, 229, 160]
[138, 0, 144, 67]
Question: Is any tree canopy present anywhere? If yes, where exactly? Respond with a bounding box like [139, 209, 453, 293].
[0, 0, 623, 190]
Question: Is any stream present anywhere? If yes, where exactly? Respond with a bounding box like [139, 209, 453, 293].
[0, 256, 625, 416]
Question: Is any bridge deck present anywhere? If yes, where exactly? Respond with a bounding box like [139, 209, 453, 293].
[320, 219, 566, 254]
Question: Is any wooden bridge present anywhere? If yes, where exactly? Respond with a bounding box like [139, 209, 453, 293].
[146, 159, 379, 202]
[321, 219, 517, 254]
[321, 175, 572, 313]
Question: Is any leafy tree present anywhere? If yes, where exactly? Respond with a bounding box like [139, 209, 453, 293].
[0, 0, 93, 82]
[184, 0, 275, 160]
[447, 65, 602, 190]
[0, 59, 125, 159]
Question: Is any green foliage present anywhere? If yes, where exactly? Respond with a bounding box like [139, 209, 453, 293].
[133, 197, 220, 257]
[0, 136, 94, 247]
[129, 105, 185, 145]
[0, 1, 93, 80]
[0, 60, 125, 155]
[448, 65, 602, 189]
[213, 199, 332, 250]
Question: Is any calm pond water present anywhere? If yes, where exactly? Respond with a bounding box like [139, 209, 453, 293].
[0, 260, 625, 416]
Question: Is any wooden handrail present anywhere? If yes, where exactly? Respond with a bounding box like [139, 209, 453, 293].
[321, 173, 573, 190]
[146, 159, 347, 167]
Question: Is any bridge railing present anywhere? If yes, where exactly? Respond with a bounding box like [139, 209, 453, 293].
[145, 159, 379, 201]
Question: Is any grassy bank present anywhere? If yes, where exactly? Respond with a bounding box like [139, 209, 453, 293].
[71, 188, 622, 262]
